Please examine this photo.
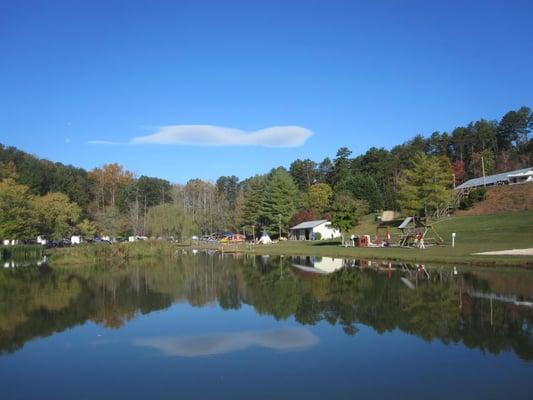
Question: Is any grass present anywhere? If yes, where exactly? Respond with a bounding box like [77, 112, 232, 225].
[246, 211, 533, 267]
[47, 211, 533, 268]
[48, 240, 179, 267]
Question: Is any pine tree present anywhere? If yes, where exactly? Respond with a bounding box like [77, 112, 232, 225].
[398, 153, 453, 217]
[240, 175, 268, 230]
[262, 168, 299, 234]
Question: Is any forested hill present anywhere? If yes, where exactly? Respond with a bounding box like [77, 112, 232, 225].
[0, 144, 91, 210]
[1, 106, 532, 240]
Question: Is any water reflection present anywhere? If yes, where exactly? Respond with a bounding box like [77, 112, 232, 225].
[0, 254, 532, 361]
[133, 328, 318, 357]
[292, 256, 344, 274]
[2, 256, 47, 268]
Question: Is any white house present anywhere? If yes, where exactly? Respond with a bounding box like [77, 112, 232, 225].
[289, 220, 341, 240]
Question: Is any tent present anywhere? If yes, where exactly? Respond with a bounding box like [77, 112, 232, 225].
[258, 232, 272, 244]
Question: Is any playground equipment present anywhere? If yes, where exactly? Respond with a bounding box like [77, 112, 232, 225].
[397, 217, 444, 247]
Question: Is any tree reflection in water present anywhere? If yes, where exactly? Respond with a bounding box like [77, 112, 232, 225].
[0, 253, 531, 360]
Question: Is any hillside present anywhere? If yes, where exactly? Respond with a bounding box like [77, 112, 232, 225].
[457, 184, 533, 216]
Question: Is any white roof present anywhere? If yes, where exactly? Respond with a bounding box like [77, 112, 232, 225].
[508, 170, 533, 178]
[456, 167, 532, 189]
[290, 220, 329, 230]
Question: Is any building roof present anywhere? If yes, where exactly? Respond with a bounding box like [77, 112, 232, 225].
[290, 219, 329, 230]
[455, 167, 532, 190]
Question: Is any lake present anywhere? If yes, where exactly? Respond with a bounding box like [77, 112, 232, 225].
[1, 252, 532, 399]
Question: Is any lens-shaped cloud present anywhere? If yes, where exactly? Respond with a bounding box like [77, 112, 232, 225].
[133, 328, 318, 357]
[130, 125, 313, 147]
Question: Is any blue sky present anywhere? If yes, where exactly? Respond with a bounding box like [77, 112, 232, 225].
[1, 0, 532, 183]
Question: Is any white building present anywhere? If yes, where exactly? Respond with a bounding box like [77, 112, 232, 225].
[289, 220, 341, 240]
[508, 169, 533, 185]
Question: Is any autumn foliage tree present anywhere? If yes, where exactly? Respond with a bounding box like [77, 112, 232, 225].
[89, 163, 134, 212]
[304, 183, 333, 216]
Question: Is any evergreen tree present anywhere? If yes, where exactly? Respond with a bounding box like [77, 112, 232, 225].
[332, 147, 352, 186]
[240, 175, 268, 232]
[289, 159, 317, 191]
[262, 168, 299, 234]
[398, 153, 453, 216]
[336, 175, 383, 212]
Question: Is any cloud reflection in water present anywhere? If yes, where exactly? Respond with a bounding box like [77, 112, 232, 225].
[133, 328, 318, 357]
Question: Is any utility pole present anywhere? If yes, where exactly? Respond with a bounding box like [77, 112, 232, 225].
[252, 225, 255, 242]
[481, 156, 486, 187]
[278, 214, 282, 239]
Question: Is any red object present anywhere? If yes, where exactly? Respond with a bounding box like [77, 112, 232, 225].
[357, 236, 369, 247]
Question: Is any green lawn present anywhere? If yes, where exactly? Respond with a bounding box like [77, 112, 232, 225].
[248, 211, 533, 267]
[48, 211, 533, 268]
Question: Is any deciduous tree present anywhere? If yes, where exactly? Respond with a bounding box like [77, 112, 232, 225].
[33, 192, 81, 239]
[0, 179, 37, 239]
[329, 192, 368, 234]
[304, 183, 333, 215]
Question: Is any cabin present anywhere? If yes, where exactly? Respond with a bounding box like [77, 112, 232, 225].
[289, 220, 341, 240]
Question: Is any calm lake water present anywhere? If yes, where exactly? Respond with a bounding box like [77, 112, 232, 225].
[1, 253, 532, 399]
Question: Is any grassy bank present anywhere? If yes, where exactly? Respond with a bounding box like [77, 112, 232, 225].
[47, 211, 533, 268]
[249, 211, 533, 267]
[48, 240, 183, 267]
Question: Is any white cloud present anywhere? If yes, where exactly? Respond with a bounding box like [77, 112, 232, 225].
[133, 328, 318, 357]
[89, 124, 313, 147]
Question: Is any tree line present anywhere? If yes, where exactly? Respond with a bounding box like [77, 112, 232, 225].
[0, 106, 531, 240]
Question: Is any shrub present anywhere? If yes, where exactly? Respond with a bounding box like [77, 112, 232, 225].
[460, 187, 487, 209]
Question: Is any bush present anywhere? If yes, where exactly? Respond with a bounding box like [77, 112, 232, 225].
[460, 187, 487, 209]
[314, 232, 322, 240]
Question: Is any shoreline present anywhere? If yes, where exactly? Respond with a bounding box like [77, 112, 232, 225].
[46, 241, 533, 269]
